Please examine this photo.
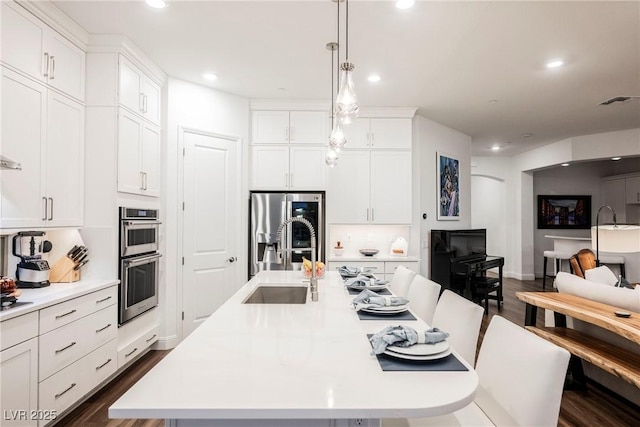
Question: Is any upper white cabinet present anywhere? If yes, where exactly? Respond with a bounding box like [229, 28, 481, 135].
[251, 145, 326, 190]
[252, 110, 330, 144]
[1, 67, 84, 229]
[119, 55, 161, 126]
[327, 150, 412, 224]
[342, 118, 412, 149]
[1, 1, 85, 102]
[117, 109, 161, 197]
[625, 176, 640, 204]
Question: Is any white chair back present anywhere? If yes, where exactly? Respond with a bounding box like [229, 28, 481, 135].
[406, 275, 441, 324]
[388, 265, 416, 298]
[431, 290, 484, 366]
[475, 316, 570, 426]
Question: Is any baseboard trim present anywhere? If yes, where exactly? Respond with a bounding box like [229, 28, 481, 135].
[153, 334, 178, 350]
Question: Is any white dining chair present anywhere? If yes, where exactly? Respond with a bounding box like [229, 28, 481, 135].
[406, 274, 441, 324]
[388, 265, 417, 298]
[431, 290, 484, 366]
[383, 315, 571, 427]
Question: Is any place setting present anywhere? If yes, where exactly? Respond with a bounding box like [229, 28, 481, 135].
[351, 289, 416, 321]
[367, 325, 468, 372]
[342, 270, 392, 296]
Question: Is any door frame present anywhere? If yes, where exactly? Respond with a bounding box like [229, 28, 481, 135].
[176, 125, 243, 342]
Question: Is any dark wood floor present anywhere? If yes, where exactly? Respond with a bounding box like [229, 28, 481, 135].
[55, 277, 640, 427]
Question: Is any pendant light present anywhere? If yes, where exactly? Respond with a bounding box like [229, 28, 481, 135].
[327, 42, 346, 151]
[335, 0, 358, 125]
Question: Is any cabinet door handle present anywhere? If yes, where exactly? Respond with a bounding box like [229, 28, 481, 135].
[96, 296, 112, 304]
[146, 334, 157, 343]
[290, 126, 295, 142]
[48, 197, 54, 220]
[637, 192, 639, 202]
[371, 208, 375, 222]
[55, 341, 77, 354]
[55, 309, 77, 319]
[55, 383, 76, 399]
[143, 172, 148, 190]
[140, 171, 145, 190]
[139, 93, 145, 112]
[42, 197, 48, 221]
[285, 127, 289, 142]
[370, 132, 374, 147]
[43, 53, 50, 77]
[143, 94, 148, 113]
[125, 347, 138, 358]
[50, 56, 56, 80]
[366, 208, 370, 221]
[96, 358, 112, 370]
[290, 173, 294, 188]
[95, 323, 112, 333]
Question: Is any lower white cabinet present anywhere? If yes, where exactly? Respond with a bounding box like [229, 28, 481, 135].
[118, 325, 159, 369]
[0, 338, 38, 427]
[327, 260, 419, 280]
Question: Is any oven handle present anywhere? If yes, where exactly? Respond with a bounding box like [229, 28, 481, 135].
[124, 220, 162, 227]
[123, 253, 162, 267]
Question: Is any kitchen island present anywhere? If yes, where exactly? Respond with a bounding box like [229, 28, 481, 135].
[109, 271, 477, 426]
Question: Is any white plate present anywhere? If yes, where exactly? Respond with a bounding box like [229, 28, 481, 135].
[383, 347, 452, 361]
[387, 340, 449, 356]
[348, 283, 389, 291]
[361, 304, 409, 313]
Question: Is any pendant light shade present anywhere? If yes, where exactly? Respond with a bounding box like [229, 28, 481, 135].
[336, 63, 358, 124]
[325, 146, 339, 167]
[329, 117, 346, 150]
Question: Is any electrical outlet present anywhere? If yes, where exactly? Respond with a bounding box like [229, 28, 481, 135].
[347, 234, 352, 241]
[349, 419, 365, 427]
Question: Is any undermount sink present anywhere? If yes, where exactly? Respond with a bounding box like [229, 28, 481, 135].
[243, 285, 308, 304]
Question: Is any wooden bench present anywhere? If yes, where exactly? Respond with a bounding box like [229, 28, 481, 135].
[515, 291, 640, 389]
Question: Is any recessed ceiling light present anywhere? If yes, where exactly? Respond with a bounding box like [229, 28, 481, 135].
[611, 157, 622, 161]
[561, 163, 570, 167]
[395, 0, 415, 9]
[145, 0, 167, 9]
[521, 132, 533, 138]
[546, 59, 564, 68]
[367, 74, 381, 83]
[202, 73, 217, 81]
[488, 99, 498, 104]
[491, 145, 500, 151]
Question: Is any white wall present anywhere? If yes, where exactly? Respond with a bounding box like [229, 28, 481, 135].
[161, 78, 248, 348]
[472, 128, 640, 280]
[413, 116, 472, 278]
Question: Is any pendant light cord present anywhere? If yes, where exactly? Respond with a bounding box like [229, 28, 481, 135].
[345, 0, 349, 61]
[331, 44, 334, 125]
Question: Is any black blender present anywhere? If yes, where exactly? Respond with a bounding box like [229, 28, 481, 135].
[12, 231, 52, 288]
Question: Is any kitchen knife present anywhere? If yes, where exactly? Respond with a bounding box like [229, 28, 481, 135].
[70, 245, 83, 260]
[72, 247, 87, 262]
[74, 259, 89, 271]
[66, 245, 79, 257]
[75, 253, 88, 265]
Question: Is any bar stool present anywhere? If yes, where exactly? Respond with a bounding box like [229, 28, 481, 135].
[542, 251, 572, 290]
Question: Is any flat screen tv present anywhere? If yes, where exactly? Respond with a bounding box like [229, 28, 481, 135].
[537, 195, 591, 229]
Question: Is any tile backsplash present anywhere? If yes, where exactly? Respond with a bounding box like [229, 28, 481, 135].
[328, 224, 412, 257]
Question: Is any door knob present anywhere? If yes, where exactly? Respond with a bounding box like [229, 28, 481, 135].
[227, 256, 237, 263]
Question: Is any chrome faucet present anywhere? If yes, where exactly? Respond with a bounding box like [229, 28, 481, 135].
[276, 217, 318, 302]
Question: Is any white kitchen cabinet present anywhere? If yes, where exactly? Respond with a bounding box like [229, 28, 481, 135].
[327, 150, 412, 224]
[0, 67, 84, 229]
[251, 146, 326, 190]
[342, 118, 412, 149]
[327, 260, 419, 280]
[602, 177, 627, 223]
[119, 55, 161, 126]
[625, 176, 640, 204]
[251, 110, 329, 144]
[117, 109, 161, 197]
[0, 338, 39, 427]
[1, 1, 85, 102]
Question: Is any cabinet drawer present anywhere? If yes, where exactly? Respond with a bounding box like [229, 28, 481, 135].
[86, 340, 117, 391]
[1, 311, 38, 351]
[39, 305, 117, 381]
[38, 358, 88, 426]
[385, 261, 419, 275]
[39, 286, 116, 334]
[117, 325, 159, 369]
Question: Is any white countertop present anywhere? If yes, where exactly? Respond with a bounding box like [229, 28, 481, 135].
[109, 271, 477, 421]
[544, 235, 591, 241]
[0, 279, 119, 321]
[327, 255, 420, 262]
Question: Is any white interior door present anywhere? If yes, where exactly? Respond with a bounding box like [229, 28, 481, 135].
[182, 128, 239, 338]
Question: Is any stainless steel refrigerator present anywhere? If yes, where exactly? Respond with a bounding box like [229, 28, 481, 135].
[249, 192, 324, 278]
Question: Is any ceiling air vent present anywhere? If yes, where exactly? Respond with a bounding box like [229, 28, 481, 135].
[599, 96, 640, 105]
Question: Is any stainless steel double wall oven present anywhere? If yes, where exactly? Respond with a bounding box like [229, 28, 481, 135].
[119, 207, 162, 324]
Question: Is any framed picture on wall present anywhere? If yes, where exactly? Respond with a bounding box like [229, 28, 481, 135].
[437, 152, 460, 220]
[537, 195, 592, 229]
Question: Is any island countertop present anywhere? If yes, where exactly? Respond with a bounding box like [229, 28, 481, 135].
[109, 271, 477, 423]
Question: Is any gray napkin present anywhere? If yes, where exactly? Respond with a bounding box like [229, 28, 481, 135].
[352, 289, 408, 311]
[369, 325, 450, 355]
[339, 266, 361, 276]
[345, 276, 386, 288]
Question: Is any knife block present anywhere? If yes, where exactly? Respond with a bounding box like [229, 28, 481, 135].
[49, 257, 80, 283]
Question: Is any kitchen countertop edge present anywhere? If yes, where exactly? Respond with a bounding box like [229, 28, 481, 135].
[1, 279, 119, 321]
[327, 255, 420, 262]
